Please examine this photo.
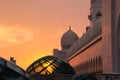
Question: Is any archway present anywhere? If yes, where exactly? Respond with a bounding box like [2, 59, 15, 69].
[117, 14, 120, 72]
[118, 15, 120, 53]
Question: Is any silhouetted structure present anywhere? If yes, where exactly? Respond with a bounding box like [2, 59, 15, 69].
[26, 56, 75, 80]
[26, 56, 75, 75]
[10, 57, 16, 64]
[53, 27, 79, 61]
[72, 74, 97, 80]
[0, 57, 30, 80]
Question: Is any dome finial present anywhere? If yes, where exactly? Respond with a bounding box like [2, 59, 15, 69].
[69, 26, 71, 30]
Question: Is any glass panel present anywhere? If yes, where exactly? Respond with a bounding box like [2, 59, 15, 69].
[52, 63, 58, 68]
[46, 66, 54, 74]
[54, 61, 60, 66]
[48, 60, 54, 63]
[40, 71, 47, 74]
[57, 59, 62, 63]
[49, 65, 56, 70]
[42, 62, 50, 67]
[35, 66, 42, 73]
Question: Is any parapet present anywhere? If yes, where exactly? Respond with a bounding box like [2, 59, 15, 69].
[66, 18, 102, 59]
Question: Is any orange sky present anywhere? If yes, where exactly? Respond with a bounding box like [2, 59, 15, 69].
[0, 0, 90, 70]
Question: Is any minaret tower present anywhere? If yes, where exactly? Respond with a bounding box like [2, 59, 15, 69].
[88, 0, 102, 27]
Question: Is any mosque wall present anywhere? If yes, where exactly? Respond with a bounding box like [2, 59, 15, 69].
[53, 49, 66, 61]
[102, 0, 113, 73]
[54, 0, 120, 75]
[111, 0, 120, 72]
[68, 0, 120, 74]
[66, 0, 102, 75]
[112, 0, 120, 73]
[66, 21, 102, 59]
[68, 35, 102, 74]
[102, 0, 120, 73]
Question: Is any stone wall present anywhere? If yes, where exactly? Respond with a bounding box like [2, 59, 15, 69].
[31, 74, 74, 80]
[66, 0, 120, 75]
[67, 18, 102, 59]
[102, 0, 120, 73]
[111, 0, 120, 73]
[68, 35, 102, 74]
[96, 73, 120, 80]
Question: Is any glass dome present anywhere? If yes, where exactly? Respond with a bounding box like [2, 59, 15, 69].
[26, 56, 75, 75]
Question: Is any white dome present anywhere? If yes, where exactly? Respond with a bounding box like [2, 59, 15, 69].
[61, 29, 79, 50]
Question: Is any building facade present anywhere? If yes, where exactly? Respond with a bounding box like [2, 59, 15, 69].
[66, 0, 120, 75]
[53, 0, 120, 75]
[66, 0, 102, 75]
[53, 27, 79, 61]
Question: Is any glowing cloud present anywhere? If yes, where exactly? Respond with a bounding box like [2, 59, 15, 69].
[0, 25, 38, 48]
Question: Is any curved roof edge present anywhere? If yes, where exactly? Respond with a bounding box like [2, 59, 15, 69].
[61, 29, 79, 49]
[0, 57, 30, 79]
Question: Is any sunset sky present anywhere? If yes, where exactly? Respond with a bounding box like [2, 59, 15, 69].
[0, 0, 90, 69]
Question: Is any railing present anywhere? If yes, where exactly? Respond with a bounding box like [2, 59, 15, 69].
[96, 73, 120, 80]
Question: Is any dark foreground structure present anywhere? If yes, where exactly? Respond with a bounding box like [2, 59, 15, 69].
[72, 74, 97, 80]
[1, 56, 120, 80]
[26, 56, 75, 75]
[26, 56, 75, 80]
[31, 74, 74, 80]
[0, 56, 75, 80]
[0, 57, 30, 80]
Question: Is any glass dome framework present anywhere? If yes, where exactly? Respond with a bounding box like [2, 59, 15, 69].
[26, 56, 75, 75]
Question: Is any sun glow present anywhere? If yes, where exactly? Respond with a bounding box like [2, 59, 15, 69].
[0, 0, 90, 69]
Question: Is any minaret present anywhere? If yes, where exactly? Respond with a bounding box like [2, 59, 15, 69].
[10, 57, 16, 64]
[88, 0, 102, 27]
[69, 26, 71, 30]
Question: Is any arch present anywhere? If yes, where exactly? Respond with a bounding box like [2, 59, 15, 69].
[87, 61, 89, 73]
[93, 58, 95, 68]
[84, 62, 87, 73]
[98, 56, 101, 72]
[79, 65, 82, 72]
[93, 58, 96, 72]
[99, 56, 103, 72]
[92, 58, 95, 73]
[83, 63, 85, 73]
[98, 56, 101, 66]
[88, 61, 90, 73]
[96, 57, 98, 72]
[81, 63, 83, 73]
[83, 62, 85, 73]
[118, 14, 120, 53]
[86, 61, 88, 73]
[91, 59, 93, 73]
[89, 59, 91, 73]
[116, 14, 120, 72]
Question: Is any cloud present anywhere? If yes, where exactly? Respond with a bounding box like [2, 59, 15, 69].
[0, 25, 38, 48]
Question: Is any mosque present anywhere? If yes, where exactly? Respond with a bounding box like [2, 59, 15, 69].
[1, 0, 120, 80]
[53, 0, 120, 75]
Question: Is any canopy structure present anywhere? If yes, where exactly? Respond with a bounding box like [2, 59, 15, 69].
[26, 56, 75, 75]
[0, 57, 30, 80]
